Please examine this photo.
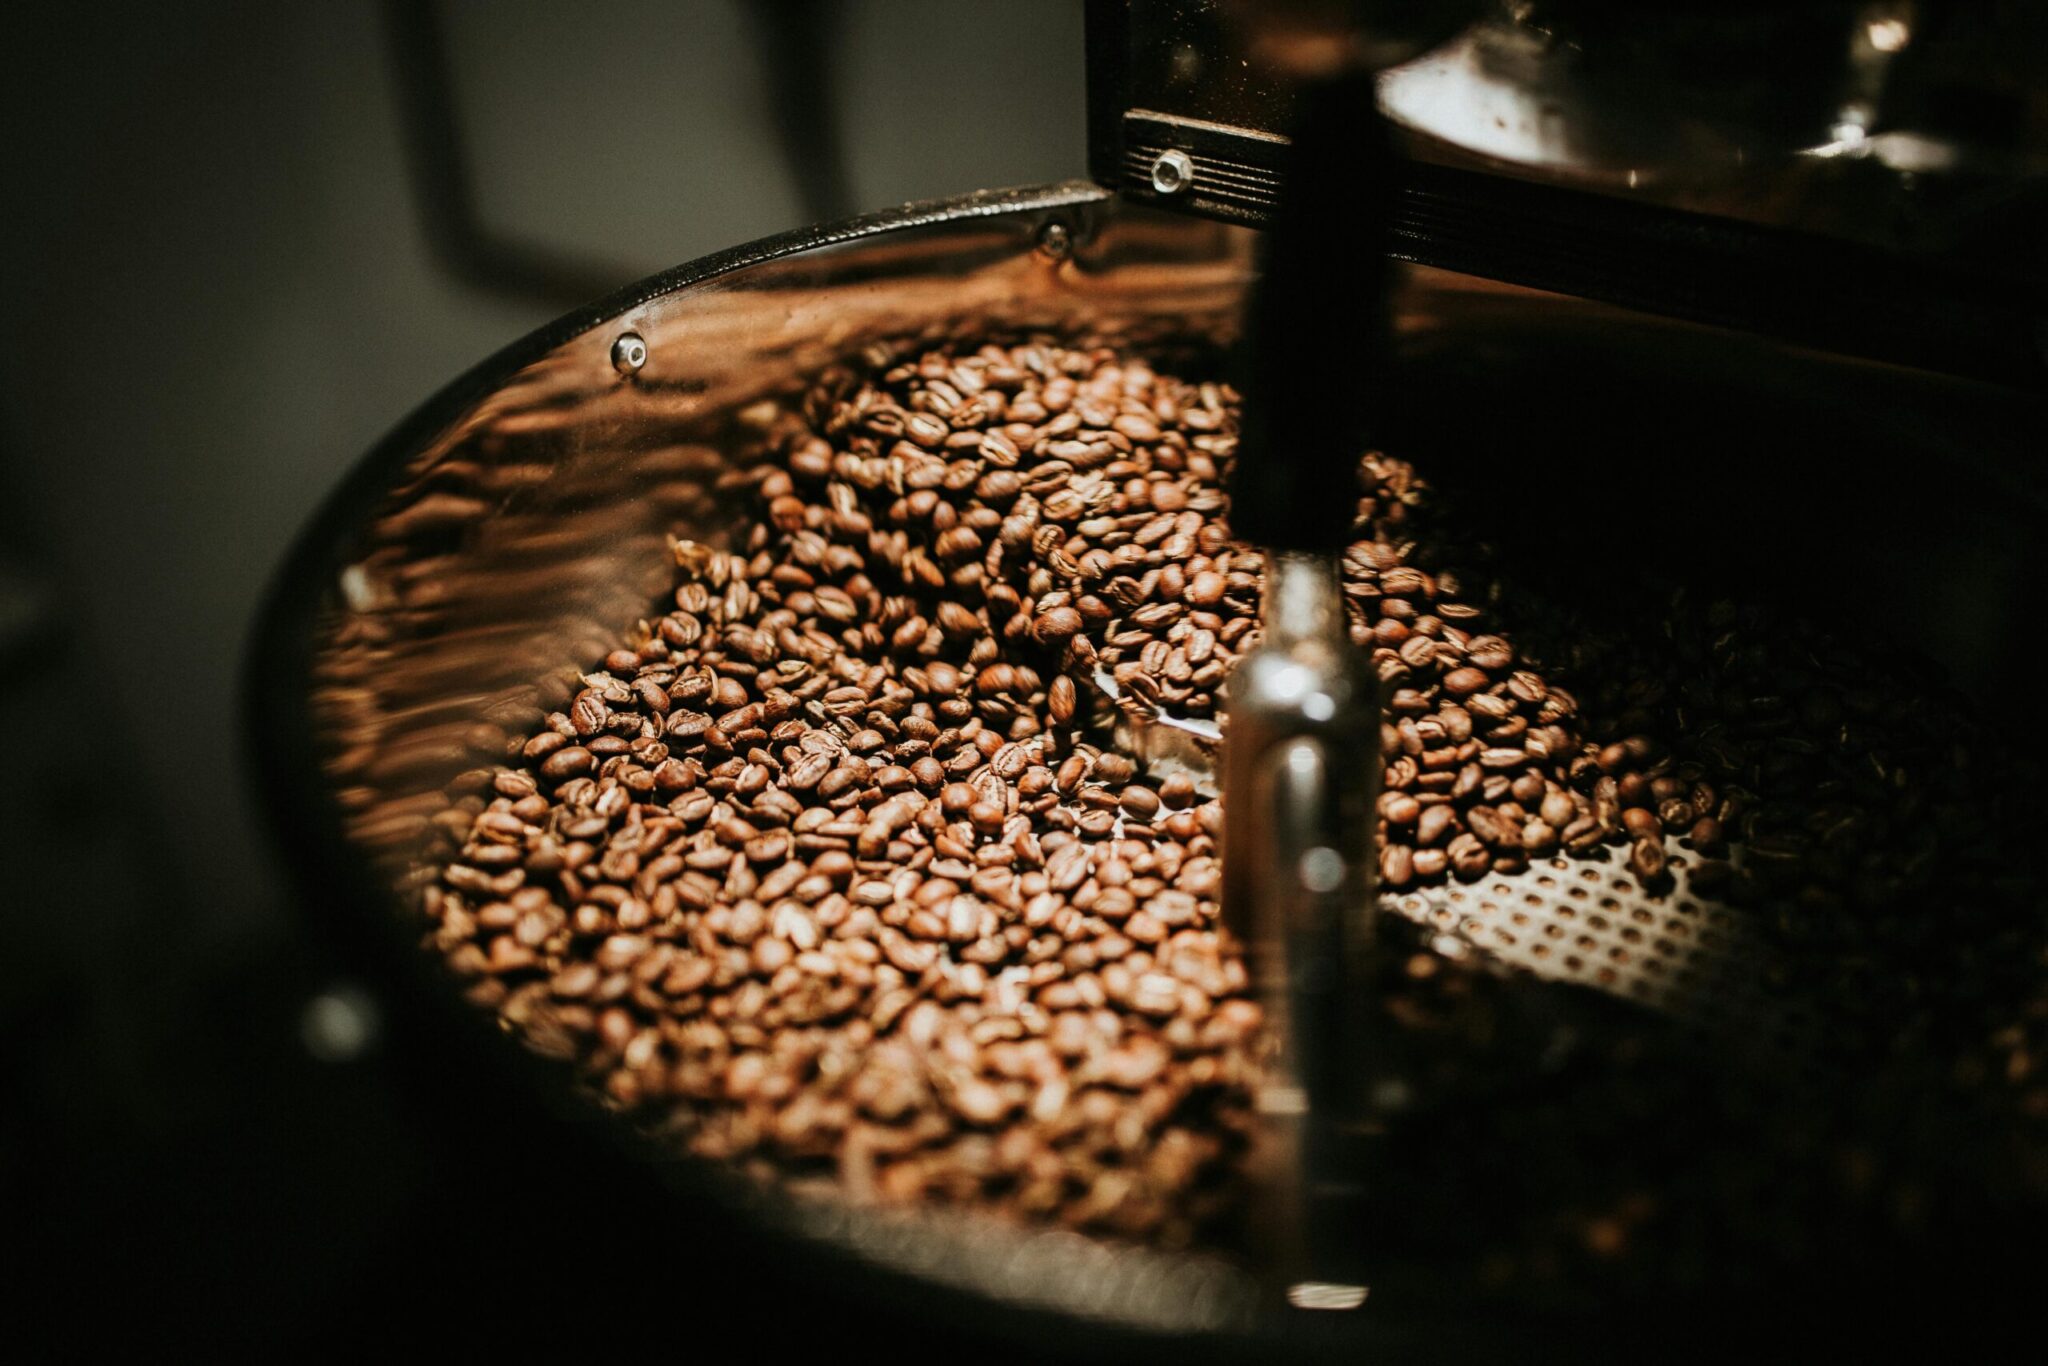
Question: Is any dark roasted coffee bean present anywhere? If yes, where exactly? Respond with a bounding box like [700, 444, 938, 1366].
[1380, 842, 1414, 888]
[570, 691, 609, 736]
[538, 746, 594, 781]
[1443, 666, 1489, 697]
[1048, 674, 1078, 724]
[1622, 807, 1662, 840]
[1465, 635, 1512, 670]
[1448, 833, 1490, 880]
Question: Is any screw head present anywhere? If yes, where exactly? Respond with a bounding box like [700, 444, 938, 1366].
[1036, 219, 1073, 259]
[1150, 149, 1194, 196]
[611, 331, 648, 375]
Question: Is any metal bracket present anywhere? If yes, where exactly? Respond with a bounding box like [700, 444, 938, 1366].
[1085, 0, 2047, 389]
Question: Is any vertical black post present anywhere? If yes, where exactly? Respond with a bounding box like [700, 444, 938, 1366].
[1231, 68, 1392, 552]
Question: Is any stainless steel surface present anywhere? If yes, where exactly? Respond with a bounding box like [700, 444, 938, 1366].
[1378, 3, 1894, 186]
[1090, 662, 1222, 793]
[1370, 2, 2048, 255]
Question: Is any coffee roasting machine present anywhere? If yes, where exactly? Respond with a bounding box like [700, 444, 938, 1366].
[252, 2, 2048, 1360]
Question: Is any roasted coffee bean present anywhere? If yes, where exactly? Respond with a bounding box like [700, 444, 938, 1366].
[1465, 636, 1513, 671]
[1658, 797, 1696, 831]
[1048, 674, 1077, 724]
[1185, 572, 1226, 606]
[538, 746, 593, 782]
[1622, 807, 1662, 840]
[1416, 803, 1455, 847]
[570, 691, 609, 736]
[1448, 832, 1491, 879]
[1688, 816, 1727, 854]
[1034, 606, 1083, 643]
[1443, 667, 1490, 697]
[1629, 835, 1668, 883]
[1380, 842, 1414, 888]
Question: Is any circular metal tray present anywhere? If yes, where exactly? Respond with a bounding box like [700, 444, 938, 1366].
[247, 184, 2048, 1361]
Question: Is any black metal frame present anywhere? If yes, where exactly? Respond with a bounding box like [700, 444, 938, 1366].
[1084, 0, 2047, 390]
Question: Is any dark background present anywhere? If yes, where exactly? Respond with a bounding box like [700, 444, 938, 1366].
[7, 4, 2047, 1357]
[0, 1, 1085, 1348]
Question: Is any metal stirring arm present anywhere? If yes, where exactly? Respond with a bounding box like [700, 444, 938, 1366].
[1222, 554, 1382, 1295]
[1220, 68, 1393, 1299]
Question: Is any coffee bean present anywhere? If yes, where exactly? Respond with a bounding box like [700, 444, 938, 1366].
[1046, 842, 1092, 891]
[1092, 753, 1136, 785]
[1465, 635, 1512, 670]
[1185, 572, 1226, 607]
[1380, 843, 1414, 888]
[786, 751, 833, 790]
[1443, 667, 1489, 697]
[570, 691, 609, 736]
[1034, 606, 1083, 643]
[1629, 836, 1668, 883]
[538, 746, 593, 781]
[1623, 807, 1662, 840]
[1448, 833, 1491, 879]
[1048, 674, 1077, 724]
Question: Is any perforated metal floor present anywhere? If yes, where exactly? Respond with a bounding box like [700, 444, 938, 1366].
[1385, 845, 1818, 1058]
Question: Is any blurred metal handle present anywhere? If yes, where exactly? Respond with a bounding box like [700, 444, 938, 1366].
[1222, 552, 1380, 1301]
[1230, 730, 1377, 1300]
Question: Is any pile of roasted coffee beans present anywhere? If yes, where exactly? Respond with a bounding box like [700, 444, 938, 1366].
[424, 336, 2041, 1263]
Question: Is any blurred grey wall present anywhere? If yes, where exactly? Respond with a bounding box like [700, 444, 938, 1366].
[0, 2, 1084, 954]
